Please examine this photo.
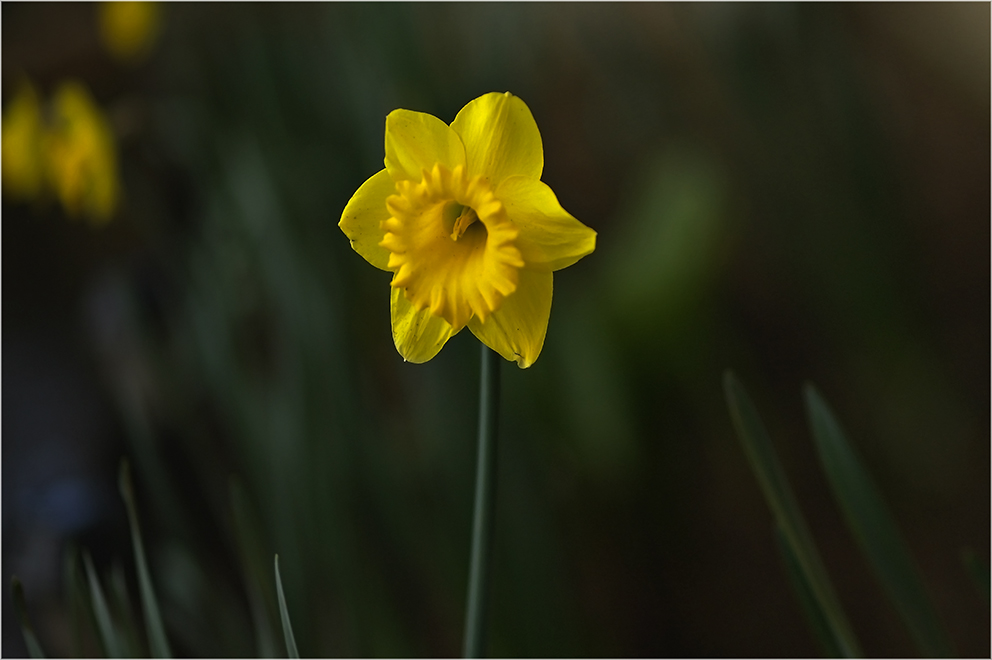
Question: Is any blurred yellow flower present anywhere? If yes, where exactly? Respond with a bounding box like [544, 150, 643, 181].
[45, 81, 120, 225]
[2, 82, 45, 202]
[99, 1, 162, 64]
[340, 92, 596, 368]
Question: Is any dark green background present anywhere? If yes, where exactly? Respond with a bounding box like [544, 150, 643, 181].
[3, 3, 988, 657]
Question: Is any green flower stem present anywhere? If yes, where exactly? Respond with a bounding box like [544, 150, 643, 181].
[463, 344, 501, 658]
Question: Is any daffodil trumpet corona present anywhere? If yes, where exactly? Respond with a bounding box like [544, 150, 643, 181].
[340, 91, 596, 368]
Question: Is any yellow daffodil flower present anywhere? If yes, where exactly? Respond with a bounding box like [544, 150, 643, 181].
[98, 1, 162, 64]
[45, 81, 120, 225]
[2, 82, 45, 202]
[340, 92, 596, 368]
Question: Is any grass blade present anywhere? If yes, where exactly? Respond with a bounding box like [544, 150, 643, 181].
[62, 544, 89, 657]
[804, 384, 954, 657]
[120, 459, 173, 658]
[723, 371, 861, 657]
[108, 563, 141, 657]
[11, 577, 46, 658]
[774, 525, 844, 657]
[962, 548, 990, 606]
[274, 555, 299, 659]
[83, 551, 124, 658]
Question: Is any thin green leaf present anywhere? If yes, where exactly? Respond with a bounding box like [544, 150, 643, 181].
[120, 459, 173, 658]
[274, 555, 299, 659]
[804, 384, 954, 658]
[11, 577, 46, 659]
[962, 548, 990, 606]
[723, 371, 861, 657]
[62, 545, 88, 657]
[83, 551, 124, 658]
[64, 543, 108, 656]
[774, 525, 844, 657]
[108, 563, 141, 657]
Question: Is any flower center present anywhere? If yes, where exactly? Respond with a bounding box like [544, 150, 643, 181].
[379, 163, 524, 331]
[445, 203, 481, 241]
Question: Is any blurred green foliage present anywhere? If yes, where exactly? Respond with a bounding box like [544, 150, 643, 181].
[3, 3, 988, 657]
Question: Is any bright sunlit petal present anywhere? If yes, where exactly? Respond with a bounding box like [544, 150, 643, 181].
[451, 92, 543, 190]
[339, 168, 396, 271]
[391, 286, 456, 363]
[384, 108, 466, 183]
[497, 175, 597, 272]
[467, 268, 552, 369]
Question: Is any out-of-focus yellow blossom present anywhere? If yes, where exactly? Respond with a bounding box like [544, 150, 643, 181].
[98, 1, 162, 64]
[340, 92, 596, 368]
[2, 82, 45, 202]
[45, 81, 120, 225]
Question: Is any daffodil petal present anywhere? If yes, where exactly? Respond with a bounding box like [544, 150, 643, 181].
[451, 92, 543, 190]
[339, 169, 395, 271]
[384, 108, 466, 183]
[391, 287, 457, 363]
[497, 176, 597, 272]
[2, 81, 44, 201]
[467, 268, 551, 369]
[47, 81, 120, 225]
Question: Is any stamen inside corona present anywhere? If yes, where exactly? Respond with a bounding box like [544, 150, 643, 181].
[379, 163, 524, 331]
[451, 206, 479, 240]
